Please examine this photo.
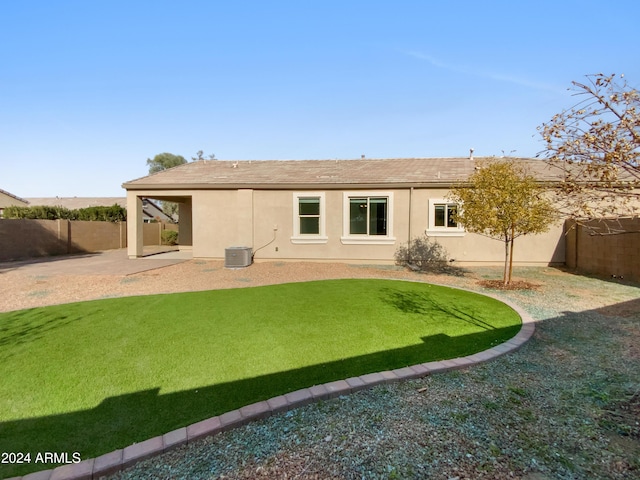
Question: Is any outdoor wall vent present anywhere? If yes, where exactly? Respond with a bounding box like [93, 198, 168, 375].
[225, 246, 253, 268]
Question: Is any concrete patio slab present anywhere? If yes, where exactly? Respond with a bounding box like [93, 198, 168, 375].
[0, 248, 189, 276]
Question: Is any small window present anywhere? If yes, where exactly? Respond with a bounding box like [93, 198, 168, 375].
[434, 204, 458, 228]
[291, 192, 327, 244]
[299, 197, 320, 234]
[427, 199, 464, 237]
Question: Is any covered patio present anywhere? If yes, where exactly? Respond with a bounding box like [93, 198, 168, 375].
[127, 193, 193, 259]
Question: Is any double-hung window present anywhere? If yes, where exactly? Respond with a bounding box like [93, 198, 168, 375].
[291, 192, 327, 243]
[427, 199, 464, 236]
[299, 197, 321, 234]
[342, 192, 395, 244]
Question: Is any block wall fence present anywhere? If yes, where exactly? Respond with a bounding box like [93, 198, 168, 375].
[564, 218, 640, 282]
[0, 219, 177, 262]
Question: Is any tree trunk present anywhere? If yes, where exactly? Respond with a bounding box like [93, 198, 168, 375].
[503, 238, 510, 285]
[508, 228, 515, 284]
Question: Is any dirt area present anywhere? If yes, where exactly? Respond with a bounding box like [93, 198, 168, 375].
[0, 253, 475, 313]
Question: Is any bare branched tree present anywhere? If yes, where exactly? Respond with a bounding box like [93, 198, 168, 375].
[191, 150, 216, 161]
[538, 73, 640, 221]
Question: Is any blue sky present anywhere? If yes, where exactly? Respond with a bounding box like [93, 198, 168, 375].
[2, 0, 639, 197]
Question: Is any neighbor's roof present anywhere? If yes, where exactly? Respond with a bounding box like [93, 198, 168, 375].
[123, 157, 562, 190]
[24, 197, 127, 209]
[0, 188, 29, 204]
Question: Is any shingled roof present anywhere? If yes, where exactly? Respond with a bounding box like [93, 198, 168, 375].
[24, 197, 127, 209]
[123, 157, 561, 190]
[0, 188, 29, 204]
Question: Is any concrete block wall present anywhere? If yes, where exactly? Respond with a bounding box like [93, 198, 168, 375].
[0, 219, 68, 261]
[0, 219, 176, 262]
[565, 218, 640, 281]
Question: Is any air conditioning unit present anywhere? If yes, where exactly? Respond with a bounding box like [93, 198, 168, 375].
[225, 246, 253, 268]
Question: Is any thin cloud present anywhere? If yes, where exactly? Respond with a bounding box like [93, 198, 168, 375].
[404, 50, 563, 93]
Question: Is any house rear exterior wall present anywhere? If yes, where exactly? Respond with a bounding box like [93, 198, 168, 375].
[162, 188, 565, 265]
[191, 190, 245, 258]
[252, 189, 404, 261]
[408, 189, 565, 266]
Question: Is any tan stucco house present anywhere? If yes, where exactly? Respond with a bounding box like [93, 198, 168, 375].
[122, 157, 566, 265]
[0, 188, 29, 218]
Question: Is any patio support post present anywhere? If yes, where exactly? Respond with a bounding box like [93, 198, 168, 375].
[127, 194, 144, 258]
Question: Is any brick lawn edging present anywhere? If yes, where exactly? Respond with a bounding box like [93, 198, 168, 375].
[9, 291, 535, 480]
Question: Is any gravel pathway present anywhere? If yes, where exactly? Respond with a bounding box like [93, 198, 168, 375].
[2, 258, 638, 479]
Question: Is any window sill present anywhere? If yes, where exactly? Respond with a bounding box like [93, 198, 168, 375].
[340, 236, 396, 245]
[290, 236, 329, 244]
[425, 229, 466, 237]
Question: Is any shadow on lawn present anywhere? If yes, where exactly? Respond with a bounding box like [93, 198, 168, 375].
[380, 287, 499, 331]
[0, 325, 520, 478]
[0, 304, 105, 355]
[0, 310, 77, 352]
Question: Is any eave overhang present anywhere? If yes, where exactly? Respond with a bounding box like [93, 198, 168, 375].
[122, 181, 463, 191]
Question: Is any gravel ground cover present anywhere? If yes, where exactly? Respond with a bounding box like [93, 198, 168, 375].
[1, 257, 638, 479]
[0, 259, 432, 313]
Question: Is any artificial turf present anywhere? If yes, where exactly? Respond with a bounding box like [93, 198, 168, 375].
[0, 279, 521, 477]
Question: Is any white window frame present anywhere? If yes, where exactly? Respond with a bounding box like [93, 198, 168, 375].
[291, 192, 328, 244]
[341, 191, 395, 244]
[426, 198, 465, 237]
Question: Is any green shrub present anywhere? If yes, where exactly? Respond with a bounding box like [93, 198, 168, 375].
[161, 230, 179, 245]
[3, 204, 126, 222]
[76, 205, 126, 222]
[3, 205, 75, 220]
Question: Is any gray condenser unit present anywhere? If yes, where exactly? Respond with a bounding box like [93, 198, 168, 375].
[224, 246, 253, 268]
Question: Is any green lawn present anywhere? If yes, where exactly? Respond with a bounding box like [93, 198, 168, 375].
[0, 279, 521, 477]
